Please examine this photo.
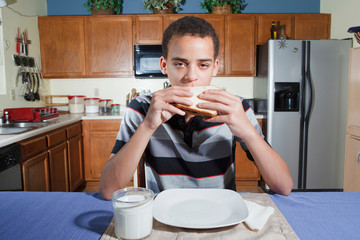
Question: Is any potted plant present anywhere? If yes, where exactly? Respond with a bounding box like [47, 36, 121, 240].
[84, 0, 123, 15]
[200, 0, 248, 14]
[143, 0, 183, 14]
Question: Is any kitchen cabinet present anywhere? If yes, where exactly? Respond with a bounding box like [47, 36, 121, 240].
[20, 122, 83, 192]
[292, 14, 330, 40]
[256, 14, 293, 45]
[82, 119, 135, 191]
[344, 48, 360, 191]
[85, 16, 133, 77]
[134, 15, 163, 44]
[235, 119, 264, 191]
[226, 15, 256, 76]
[39, 16, 133, 78]
[38, 16, 86, 78]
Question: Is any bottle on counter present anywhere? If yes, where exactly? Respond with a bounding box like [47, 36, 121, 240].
[270, 21, 277, 39]
[279, 25, 287, 40]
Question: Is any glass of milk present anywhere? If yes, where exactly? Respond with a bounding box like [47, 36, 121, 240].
[112, 187, 155, 240]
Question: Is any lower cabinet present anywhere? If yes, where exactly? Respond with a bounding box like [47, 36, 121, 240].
[22, 151, 50, 191]
[234, 119, 264, 191]
[344, 131, 360, 191]
[82, 119, 129, 191]
[20, 122, 84, 192]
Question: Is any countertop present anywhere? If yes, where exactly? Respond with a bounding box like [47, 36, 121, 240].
[0, 109, 264, 148]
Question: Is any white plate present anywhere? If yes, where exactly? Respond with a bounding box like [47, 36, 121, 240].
[153, 189, 249, 229]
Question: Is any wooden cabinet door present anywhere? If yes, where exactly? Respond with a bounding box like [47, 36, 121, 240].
[347, 48, 360, 127]
[134, 15, 163, 44]
[82, 119, 121, 180]
[22, 152, 50, 191]
[197, 15, 225, 76]
[226, 15, 256, 76]
[85, 16, 133, 77]
[48, 142, 69, 192]
[344, 134, 360, 191]
[38, 16, 86, 78]
[293, 14, 330, 40]
[256, 14, 292, 45]
[67, 135, 84, 191]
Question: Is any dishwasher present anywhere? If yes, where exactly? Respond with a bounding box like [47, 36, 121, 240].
[0, 143, 22, 191]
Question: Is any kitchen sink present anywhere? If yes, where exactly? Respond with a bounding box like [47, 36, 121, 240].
[4, 122, 51, 128]
[0, 127, 32, 135]
[0, 122, 52, 135]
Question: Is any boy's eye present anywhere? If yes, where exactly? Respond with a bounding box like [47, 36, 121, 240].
[200, 63, 209, 69]
[175, 62, 186, 67]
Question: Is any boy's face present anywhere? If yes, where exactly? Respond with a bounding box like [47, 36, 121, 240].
[160, 35, 219, 87]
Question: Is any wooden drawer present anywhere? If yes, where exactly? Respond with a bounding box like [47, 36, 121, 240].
[86, 119, 121, 132]
[47, 129, 66, 148]
[66, 122, 82, 139]
[20, 135, 47, 160]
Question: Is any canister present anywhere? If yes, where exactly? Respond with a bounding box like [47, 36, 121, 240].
[111, 104, 120, 113]
[84, 98, 100, 113]
[68, 95, 86, 113]
[100, 99, 113, 113]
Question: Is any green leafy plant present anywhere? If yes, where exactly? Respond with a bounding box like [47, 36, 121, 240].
[84, 0, 123, 15]
[143, 0, 184, 13]
[200, 0, 248, 14]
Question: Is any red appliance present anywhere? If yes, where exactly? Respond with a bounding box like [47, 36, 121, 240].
[3, 107, 59, 122]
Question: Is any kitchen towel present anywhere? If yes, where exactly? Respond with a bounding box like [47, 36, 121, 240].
[244, 200, 275, 231]
[101, 193, 299, 240]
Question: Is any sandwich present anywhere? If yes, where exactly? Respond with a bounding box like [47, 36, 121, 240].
[173, 85, 219, 117]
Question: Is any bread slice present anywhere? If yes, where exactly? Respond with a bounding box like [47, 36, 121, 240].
[173, 86, 219, 117]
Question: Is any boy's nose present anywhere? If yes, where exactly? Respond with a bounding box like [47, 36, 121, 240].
[185, 65, 198, 82]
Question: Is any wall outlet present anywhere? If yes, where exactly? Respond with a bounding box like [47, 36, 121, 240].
[10, 89, 16, 100]
[94, 88, 99, 97]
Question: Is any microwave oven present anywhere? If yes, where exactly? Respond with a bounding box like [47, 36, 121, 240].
[134, 45, 167, 78]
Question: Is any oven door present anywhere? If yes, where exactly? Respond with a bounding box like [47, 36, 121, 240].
[134, 45, 167, 78]
[0, 143, 23, 191]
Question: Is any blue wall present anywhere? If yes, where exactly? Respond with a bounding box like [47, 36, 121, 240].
[47, 0, 320, 16]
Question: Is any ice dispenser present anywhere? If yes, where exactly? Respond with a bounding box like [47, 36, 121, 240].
[274, 82, 299, 111]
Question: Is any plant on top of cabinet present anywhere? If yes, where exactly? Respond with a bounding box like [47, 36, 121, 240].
[200, 0, 248, 14]
[84, 0, 123, 15]
[144, 0, 183, 14]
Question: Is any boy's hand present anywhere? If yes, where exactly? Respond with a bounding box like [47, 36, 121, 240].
[197, 89, 255, 140]
[142, 86, 193, 131]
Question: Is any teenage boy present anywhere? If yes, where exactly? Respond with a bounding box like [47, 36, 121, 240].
[99, 16, 293, 200]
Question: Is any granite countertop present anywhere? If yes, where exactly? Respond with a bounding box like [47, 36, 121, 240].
[0, 112, 124, 148]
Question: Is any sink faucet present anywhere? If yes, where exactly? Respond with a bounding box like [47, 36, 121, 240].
[4, 111, 10, 124]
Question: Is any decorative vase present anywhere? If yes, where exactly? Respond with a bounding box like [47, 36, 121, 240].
[91, 3, 115, 15]
[153, 2, 174, 14]
[212, 4, 232, 14]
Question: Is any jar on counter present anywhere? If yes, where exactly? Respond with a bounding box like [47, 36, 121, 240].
[85, 98, 100, 113]
[100, 99, 113, 113]
[111, 104, 120, 113]
[68, 95, 86, 113]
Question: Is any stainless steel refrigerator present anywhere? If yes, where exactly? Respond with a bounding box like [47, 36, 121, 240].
[256, 39, 351, 190]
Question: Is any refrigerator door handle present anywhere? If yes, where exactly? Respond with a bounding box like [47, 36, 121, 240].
[305, 41, 314, 123]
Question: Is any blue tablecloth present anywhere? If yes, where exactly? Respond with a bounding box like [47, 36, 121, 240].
[1, 191, 359, 239]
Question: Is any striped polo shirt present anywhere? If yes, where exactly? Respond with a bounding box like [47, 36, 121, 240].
[112, 93, 264, 193]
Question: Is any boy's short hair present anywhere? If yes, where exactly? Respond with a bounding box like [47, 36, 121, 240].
[162, 16, 219, 60]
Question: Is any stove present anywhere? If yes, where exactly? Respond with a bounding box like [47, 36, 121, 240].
[3, 107, 59, 122]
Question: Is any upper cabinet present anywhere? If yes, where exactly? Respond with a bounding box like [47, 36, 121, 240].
[38, 17, 86, 78]
[38, 13, 330, 79]
[292, 14, 330, 40]
[256, 14, 292, 45]
[226, 15, 256, 76]
[133, 15, 163, 44]
[39, 16, 133, 78]
[85, 16, 133, 77]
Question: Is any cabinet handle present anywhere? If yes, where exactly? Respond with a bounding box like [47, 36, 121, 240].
[357, 152, 360, 166]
